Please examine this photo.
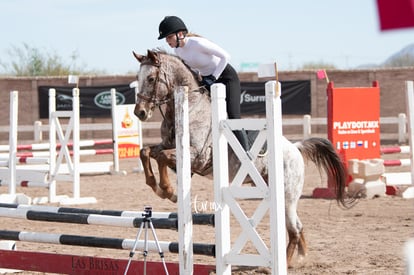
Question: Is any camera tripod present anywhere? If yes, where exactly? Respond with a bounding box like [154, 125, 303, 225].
[124, 206, 169, 275]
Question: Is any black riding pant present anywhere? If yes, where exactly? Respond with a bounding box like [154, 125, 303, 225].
[216, 64, 241, 119]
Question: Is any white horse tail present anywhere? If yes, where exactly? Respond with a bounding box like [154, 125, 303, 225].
[295, 137, 356, 208]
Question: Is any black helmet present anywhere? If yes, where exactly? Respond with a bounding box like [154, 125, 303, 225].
[158, 16, 188, 40]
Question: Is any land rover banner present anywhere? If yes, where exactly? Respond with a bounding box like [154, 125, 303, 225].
[38, 81, 310, 118]
[240, 80, 311, 115]
[38, 85, 136, 118]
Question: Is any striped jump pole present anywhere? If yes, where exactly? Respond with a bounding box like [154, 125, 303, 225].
[380, 145, 412, 167]
[0, 139, 113, 152]
[0, 148, 114, 159]
[0, 203, 214, 225]
[0, 156, 50, 164]
[380, 145, 411, 154]
[383, 159, 411, 167]
[0, 229, 215, 257]
[0, 181, 49, 188]
[0, 207, 177, 230]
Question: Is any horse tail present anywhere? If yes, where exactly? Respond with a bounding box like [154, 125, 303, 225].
[296, 137, 356, 208]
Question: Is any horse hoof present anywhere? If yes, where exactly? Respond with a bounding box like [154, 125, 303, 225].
[155, 187, 166, 199]
[169, 194, 177, 203]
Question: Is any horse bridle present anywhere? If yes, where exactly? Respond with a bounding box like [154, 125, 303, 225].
[137, 59, 174, 107]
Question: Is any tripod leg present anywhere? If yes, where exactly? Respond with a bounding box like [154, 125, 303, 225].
[124, 222, 145, 275]
[149, 221, 169, 275]
[144, 220, 149, 275]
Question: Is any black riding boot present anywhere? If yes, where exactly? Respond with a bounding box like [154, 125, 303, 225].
[233, 129, 250, 151]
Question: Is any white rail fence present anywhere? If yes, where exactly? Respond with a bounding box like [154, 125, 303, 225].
[0, 113, 409, 144]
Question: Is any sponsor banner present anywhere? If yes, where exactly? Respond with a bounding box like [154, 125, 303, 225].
[327, 82, 380, 160]
[240, 80, 311, 115]
[39, 82, 310, 118]
[114, 104, 140, 159]
[38, 85, 136, 118]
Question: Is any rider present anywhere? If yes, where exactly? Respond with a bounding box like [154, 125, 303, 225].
[157, 15, 249, 151]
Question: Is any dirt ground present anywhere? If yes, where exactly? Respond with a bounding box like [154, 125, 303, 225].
[0, 153, 413, 275]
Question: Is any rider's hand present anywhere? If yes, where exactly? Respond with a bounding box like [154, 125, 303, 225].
[201, 75, 216, 88]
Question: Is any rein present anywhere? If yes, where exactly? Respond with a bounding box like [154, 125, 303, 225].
[137, 56, 207, 120]
[137, 61, 174, 108]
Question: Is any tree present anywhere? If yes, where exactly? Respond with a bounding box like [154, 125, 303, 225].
[0, 43, 105, 76]
[300, 61, 337, 70]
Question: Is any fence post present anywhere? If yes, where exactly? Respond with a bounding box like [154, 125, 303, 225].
[398, 113, 407, 144]
[303, 114, 311, 139]
[33, 121, 43, 142]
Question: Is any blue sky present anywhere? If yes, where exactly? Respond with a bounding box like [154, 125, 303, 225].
[1, 0, 413, 74]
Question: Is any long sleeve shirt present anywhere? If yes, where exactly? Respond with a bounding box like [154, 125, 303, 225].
[174, 36, 230, 79]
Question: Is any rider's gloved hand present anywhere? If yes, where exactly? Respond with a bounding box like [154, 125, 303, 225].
[201, 75, 216, 89]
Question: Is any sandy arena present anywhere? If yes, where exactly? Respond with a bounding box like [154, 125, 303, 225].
[0, 153, 413, 274]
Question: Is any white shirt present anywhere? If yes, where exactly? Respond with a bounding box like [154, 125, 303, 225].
[174, 36, 230, 79]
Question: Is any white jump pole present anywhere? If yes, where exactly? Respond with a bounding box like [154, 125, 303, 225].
[405, 81, 414, 185]
[0, 91, 30, 204]
[8, 91, 18, 196]
[48, 88, 58, 203]
[72, 88, 81, 201]
[211, 83, 231, 275]
[110, 88, 121, 174]
[266, 81, 287, 274]
[175, 86, 193, 274]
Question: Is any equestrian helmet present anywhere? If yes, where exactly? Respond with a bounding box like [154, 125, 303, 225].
[158, 16, 188, 40]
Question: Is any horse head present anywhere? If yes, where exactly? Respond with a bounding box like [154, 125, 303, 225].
[132, 49, 199, 121]
[132, 50, 173, 121]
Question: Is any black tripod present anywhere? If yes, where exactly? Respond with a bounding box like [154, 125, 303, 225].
[124, 206, 169, 275]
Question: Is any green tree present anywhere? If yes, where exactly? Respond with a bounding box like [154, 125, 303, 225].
[301, 62, 337, 70]
[0, 43, 105, 76]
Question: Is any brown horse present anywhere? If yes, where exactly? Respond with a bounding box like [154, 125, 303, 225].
[132, 49, 354, 267]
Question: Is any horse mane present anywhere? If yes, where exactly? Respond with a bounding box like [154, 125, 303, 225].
[149, 48, 201, 88]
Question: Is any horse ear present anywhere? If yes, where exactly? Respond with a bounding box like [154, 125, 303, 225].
[132, 51, 145, 63]
[147, 50, 160, 66]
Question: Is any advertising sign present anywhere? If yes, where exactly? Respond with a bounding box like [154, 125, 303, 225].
[327, 81, 380, 160]
[38, 85, 135, 118]
[114, 104, 141, 159]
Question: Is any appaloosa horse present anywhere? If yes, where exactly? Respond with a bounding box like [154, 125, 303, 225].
[132, 49, 353, 267]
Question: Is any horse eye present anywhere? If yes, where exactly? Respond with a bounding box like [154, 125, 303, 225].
[147, 76, 155, 83]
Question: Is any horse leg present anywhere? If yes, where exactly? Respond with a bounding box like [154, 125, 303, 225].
[140, 146, 158, 193]
[285, 208, 300, 268]
[284, 140, 306, 267]
[155, 149, 177, 202]
[298, 228, 307, 257]
[286, 207, 306, 267]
